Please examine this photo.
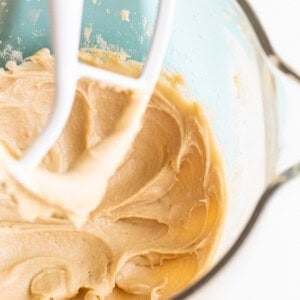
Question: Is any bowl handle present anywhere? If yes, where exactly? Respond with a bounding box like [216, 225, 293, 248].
[267, 54, 300, 174]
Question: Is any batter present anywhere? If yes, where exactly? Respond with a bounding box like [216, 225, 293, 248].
[0, 49, 226, 299]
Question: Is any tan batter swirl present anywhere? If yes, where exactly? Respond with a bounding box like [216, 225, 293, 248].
[0, 49, 226, 299]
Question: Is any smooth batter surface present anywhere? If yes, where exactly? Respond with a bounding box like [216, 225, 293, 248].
[0, 49, 226, 299]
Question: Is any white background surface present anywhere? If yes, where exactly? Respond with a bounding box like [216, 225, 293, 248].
[190, 1, 300, 299]
[250, 0, 300, 72]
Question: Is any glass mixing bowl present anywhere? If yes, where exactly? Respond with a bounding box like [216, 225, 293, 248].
[0, 0, 300, 298]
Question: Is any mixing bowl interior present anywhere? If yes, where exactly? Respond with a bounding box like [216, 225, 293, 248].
[0, 0, 278, 281]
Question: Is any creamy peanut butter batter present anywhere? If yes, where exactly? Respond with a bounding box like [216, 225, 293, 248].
[0, 49, 226, 299]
